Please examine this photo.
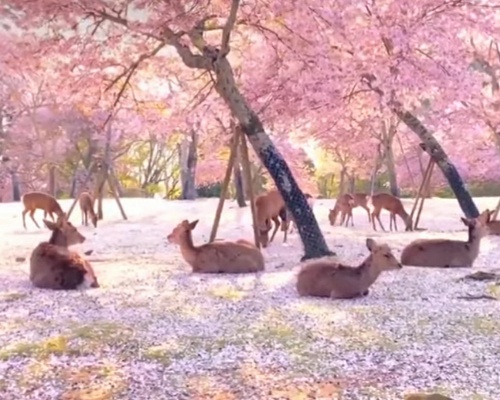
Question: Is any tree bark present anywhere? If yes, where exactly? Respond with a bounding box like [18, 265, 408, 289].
[210, 53, 333, 260]
[178, 129, 198, 200]
[385, 143, 399, 197]
[11, 170, 20, 201]
[48, 165, 56, 196]
[392, 107, 478, 218]
[233, 160, 246, 207]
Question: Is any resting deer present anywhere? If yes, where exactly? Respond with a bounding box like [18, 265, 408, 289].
[22, 191, 65, 229]
[296, 238, 402, 299]
[254, 189, 288, 247]
[329, 194, 354, 226]
[167, 219, 265, 273]
[400, 210, 491, 268]
[371, 193, 413, 231]
[30, 214, 99, 290]
[79, 192, 98, 227]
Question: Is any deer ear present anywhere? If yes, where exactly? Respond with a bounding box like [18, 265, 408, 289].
[461, 217, 472, 227]
[43, 220, 57, 231]
[366, 238, 375, 251]
[188, 220, 199, 230]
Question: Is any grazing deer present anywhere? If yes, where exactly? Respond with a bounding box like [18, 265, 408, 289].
[400, 210, 491, 268]
[287, 193, 315, 233]
[22, 191, 65, 229]
[79, 192, 98, 227]
[29, 214, 99, 290]
[350, 192, 372, 223]
[167, 219, 265, 273]
[371, 193, 413, 231]
[296, 238, 402, 299]
[254, 189, 287, 247]
[329, 194, 355, 226]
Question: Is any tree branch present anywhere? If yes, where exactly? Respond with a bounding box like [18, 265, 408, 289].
[220, 0, 240, 58]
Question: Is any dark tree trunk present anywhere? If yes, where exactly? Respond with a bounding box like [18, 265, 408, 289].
[392, 107, 478, 218]
[11, 171, 20, 201]
[178, 129, 198, 200]
[48, 165, 56, 196]
[211, 56, 333, 260]
[233, 161, 246, 207]
[385, 142, 400, 197]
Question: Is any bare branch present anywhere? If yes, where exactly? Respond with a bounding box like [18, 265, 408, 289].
[220, 0, 240, 58]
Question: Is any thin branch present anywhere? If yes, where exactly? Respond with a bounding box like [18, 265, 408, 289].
[219, 0, 240, 58]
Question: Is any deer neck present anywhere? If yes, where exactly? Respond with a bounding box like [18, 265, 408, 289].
[466, 225, 483, 256]
[178, 232, 200, 265]
[355, 255, 382, 287]
[48, 230, 69, 247]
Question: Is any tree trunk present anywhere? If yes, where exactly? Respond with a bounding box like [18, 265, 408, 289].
[178, 129, 198, 200]
[48, 165, 56, 196]
[11, 170, 20, 201]
[211, 54, 333, 260]
[384, 142, 400, 197]
[391, 107, 478, 217]
[233, 161, 246, 207]
[338, 168, 347, 195]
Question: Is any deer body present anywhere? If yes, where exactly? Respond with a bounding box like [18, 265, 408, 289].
[79, 192, 98, 227]
[400, 211, 490, 268]
[30, 215, 99, 290]
[254, 189, 287, 247]
[351, 192, 372, 223]
[296, 238, 402, 299]
[167, 220, 265, 273]
[22, 191, 65, 229]
[370, 193, 412, 231]
[329, 194, 355, 226]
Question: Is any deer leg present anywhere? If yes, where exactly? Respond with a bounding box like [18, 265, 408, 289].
[393, 214, 399, 231]
[389, 214, 393, 231]
[269, 216, 281, 243]
[350, 210, 354, 227]
[22, 209, 28, 230]
[363, 206, 372, 223]
[371, 211, 377, 230]
[29, 210, 41, 229]
[377, 214, 387, 231]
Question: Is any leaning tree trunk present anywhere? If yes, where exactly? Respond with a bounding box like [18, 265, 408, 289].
[391, 106, 478, 218]
[233, 161, 246, 207]
[210, 51, 333, 260]
[178, 129, 198, 200]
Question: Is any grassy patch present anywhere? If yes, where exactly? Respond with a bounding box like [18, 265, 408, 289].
[487, 283, 500, 299]
[0, 292, 28, 303]
[208, 286, 245, 301]
[0, 335, 71, 361]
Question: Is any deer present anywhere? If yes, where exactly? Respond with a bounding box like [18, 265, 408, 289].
[400, 210, 491, 268]
[296, 238, 402, 299]
[29, 213, 99, 290]
[79, 192, 98, 227]
[167, 219, 265, 273]
[350, 192, 372, 223]
[370, 193, 413, 232]
[254, 188, 288, 247]
[329, 194, 355, 226]
[22, 191, 65, 230]
[482, 210, 500, 235]
[287, 193, 315, 233]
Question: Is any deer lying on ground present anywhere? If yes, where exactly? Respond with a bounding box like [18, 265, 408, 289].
[400, 210, 491, 268]
[254, 189, 288, 247]
[287, 193, 315, 233]
[167, 219, 265, 273]
[29, 213, 99, 290]
[370, 193, 413, 231]
[79, 192, 98, 227]
[22, 191, 65, 229]
[296, 238, 402, 299]
[329, 194, 355, 226]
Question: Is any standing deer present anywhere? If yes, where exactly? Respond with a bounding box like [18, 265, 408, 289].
[329, 194, 355, 226]
[22, 191, 65, 229]
[254, 189, 288, 247]
[79, 192, 98, 227]
[370, 193, 413, 231]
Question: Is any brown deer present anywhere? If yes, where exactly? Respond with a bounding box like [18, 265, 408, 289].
[254, 189, 287, 247]
[30, 214, 99, 290]
[350, 192, 372, 223]
[22, 191, 65, 229]
[329, 194, 354, 226]
[482, 210, 500, 235]
[79, 192, 98, 227]
[371, 193, 413, 231]
[400, 210, 491, 268]
[167, 219, 265, 273]
[296, 238, 402, 299]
